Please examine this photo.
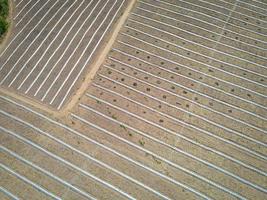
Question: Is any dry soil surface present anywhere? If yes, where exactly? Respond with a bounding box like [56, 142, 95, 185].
[0, 0, 267, 199]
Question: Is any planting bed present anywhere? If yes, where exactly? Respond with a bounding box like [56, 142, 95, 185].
[0, 0, 130, 109]
[0, 0, 267, 199]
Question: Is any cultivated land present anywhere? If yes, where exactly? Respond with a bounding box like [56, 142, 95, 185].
[0, 0, 130, 110]
[1, 0, 267, 199]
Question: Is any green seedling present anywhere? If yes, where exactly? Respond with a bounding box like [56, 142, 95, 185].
[139, 139, 145, 146]
[120, 124, 127, 130]
[119, 124, 133, 136]
[152, 156, 161, 164]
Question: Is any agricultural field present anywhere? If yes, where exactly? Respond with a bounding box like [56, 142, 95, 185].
[0, 0, 130, 109]
[0, 0, 267, 199]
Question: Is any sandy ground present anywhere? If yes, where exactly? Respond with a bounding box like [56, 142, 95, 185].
[0, 0, 267, 199]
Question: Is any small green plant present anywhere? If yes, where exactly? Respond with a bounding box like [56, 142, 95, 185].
[111, 115, 117, 120]
[139, 139, 145, 146]
[152, 156, 161, 164]
[120, 124, 127, 131]
[120, 124, 132, 136]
